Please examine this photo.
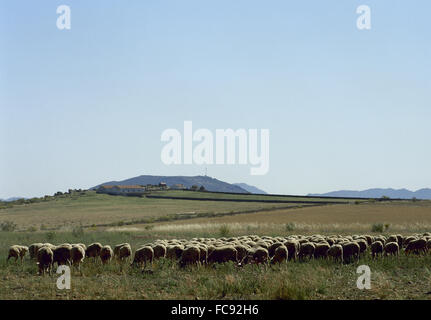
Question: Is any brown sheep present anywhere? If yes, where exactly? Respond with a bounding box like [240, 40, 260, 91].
[268, 242, 284, 257]
[86, 242, 103, 259]
[166, 245, 184, 260]
[132, 246, 154, 267]
[314, 243, 330, 259]
[405, 238, 427, 255]
[7, 245, 28, 263]
[384, 242, 399, 256]
[370, 241, 384, 259]
[207, 246, 238, 264]
[234, 244, 249, 263]
[270, 245, 288, 264]
[179, 246, 200, 268]
[114, 243, 132, 261]
[152, 244, 167, 259]
[298, 242, 315, 261]
[100, 245, 114, 264]
[29, 243, 43, 259]
[37, 246, 54, 275]
[53, 245, 72, 266]
[327, 244, 343, 263]
[71, 245, 85, 271]
[283, 240, 300, 261]
[342, 242, 360, 263]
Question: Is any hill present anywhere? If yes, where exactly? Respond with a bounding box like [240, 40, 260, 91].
[308, 188, 431, 200]
[233, 183, 267, 194]
[93, 175, 249, 193]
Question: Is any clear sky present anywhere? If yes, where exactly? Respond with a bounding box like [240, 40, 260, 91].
[1, 1, 430, 198]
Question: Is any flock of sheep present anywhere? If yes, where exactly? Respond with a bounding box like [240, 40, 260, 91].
[6, 232, 431, 275]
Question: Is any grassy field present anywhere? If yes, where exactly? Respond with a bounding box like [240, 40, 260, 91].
[0, 191, 311, 231]
[1, 191, 431, 300]
[1, 229, 431, 300]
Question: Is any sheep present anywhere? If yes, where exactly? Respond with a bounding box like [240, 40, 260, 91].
[270, 245, 288, 264]
[207, 246, 238, 264]
[53, 245, 72, 266]
[283, 240, 300, 261]
[327, 244, 343, 263]
[37, 246, 54, 275]
[342, 242, 360, 263]
[268, 242, 284, 257]
[370, 241, 384, 259]
[405, 238, 427, 255]
[298, 242, 315, 261]
[71, 245, 85, 271]
[179, 246, 201, 268]
[114, 243, 132, 261]
[100, 245, 114, 264]
[166, 245, 184, 260]
[152, 244, 167, 259]
[355, 239, 368, 254]
[132, 246, 154, 267]
[234, 244, 249, 263]
[7, 245, 28, 263]
[29, 243, 43, 259]
[314, 243, 330, 259]
[198, 246, 208, 265]
[249, 247, 269, 264]
[384, 242, 399, 256]
[86, 242, 103, 259]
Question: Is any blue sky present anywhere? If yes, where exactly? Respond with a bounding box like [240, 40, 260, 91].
[1, 1, 430, 198]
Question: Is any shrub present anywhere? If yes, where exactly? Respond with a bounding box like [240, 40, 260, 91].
[144, 225, 154, 231]
[0, 221, 17, 232]
[285, 223, 296, 232]
[371, 223, 384, 233]
[27, 226, 37, 232]
[218, 224, 230, 237]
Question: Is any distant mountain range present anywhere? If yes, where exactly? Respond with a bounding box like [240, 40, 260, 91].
[308, 188, 431, 200]
[233, 183, 267, 194]
[93, 175, 266, 194]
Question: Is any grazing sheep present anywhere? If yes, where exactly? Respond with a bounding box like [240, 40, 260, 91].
[132, 246, 154, 267]
[249, 247, 269, 264]
[327, 245, 343, 263]
[179, 246, 201, 268]
[270, 245, 288, 264]
[405, 238, 427, 255]
[371, 241, 384, 259]
[207, 246, 238, 264]
[298, 242, 315, 261]
[384, 242, 399, 256]
[152, 244, 167, 259]
[342, 242, 360, 263]
[355, 240, 368, 254]
[114, 243, 132, 261]
[234, 244, 249, 263]
[198, 246, 208, 265]
[283, 240, 300, 261]
[71, 245, 85, 270]
[29, 243, 43, 259]
[100, 245, 114, 264]
[53, 245, 72, 266]
[268, 242, 283, 257]
[166, 245, 184, 260]
[314, 243, 330, 259]
[37, 246, 54, 275]
[7, 245, 28, 262]
[86, 243, 103, 259]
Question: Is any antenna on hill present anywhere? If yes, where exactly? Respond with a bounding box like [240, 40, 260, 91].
[205, 167, 207, 176]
